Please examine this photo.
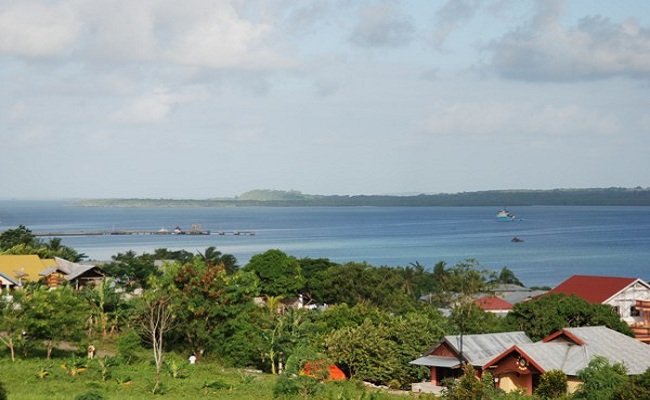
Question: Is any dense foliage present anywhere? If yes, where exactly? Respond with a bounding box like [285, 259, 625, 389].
[0, 225, 86, 261]
[503, 294, 633, 341]
[2, 229, 648, 399]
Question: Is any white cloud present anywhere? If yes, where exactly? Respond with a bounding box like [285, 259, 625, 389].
[112, 87, 207, 124]
[161, 3, 293, 69]
[0, 0, 294, 70]
[488, 1, 650, 81]
[0, 1, 81, 57]
[422, 102, 621, 137]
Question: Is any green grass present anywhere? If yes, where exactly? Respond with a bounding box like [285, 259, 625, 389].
[0, 354, 423, 399]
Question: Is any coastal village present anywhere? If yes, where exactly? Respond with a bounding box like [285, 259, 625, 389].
[2, 235, 650, 399]
[2, 0, 648, 398]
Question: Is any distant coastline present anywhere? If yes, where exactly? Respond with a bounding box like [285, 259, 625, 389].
[76, 187, 650, 207]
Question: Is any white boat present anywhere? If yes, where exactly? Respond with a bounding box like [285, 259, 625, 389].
[496, 209, 516, 221]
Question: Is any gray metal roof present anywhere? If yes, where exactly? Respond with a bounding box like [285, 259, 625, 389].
[65, 264, 103, 281]
[505, 326, 650, 376]
[410, 355, 461, 368]
[565, 326, 650, 375]
[501, 290, 547, 305]
[444, 331, 532, 366]
[493, 284, 530, 292]
[39, 257, 104, 282]
[517, 342, 588, 375]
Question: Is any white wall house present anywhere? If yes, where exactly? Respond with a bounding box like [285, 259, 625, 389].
[605, 279, 650, 324]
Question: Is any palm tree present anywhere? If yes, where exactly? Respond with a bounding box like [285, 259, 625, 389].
[197, 246, 238, 274]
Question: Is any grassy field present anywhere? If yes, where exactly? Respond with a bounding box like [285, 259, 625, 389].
[0, 353, 426, 399]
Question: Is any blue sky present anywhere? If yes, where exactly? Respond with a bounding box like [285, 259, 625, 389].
[1, 0, 649, 199]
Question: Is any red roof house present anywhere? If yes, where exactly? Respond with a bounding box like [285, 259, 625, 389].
[548, 275, 638, 304]
[474, 296, 513, 314]
[547, 275, 650, 341]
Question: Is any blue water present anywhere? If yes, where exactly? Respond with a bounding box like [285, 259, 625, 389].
[1, 201, 649, 286]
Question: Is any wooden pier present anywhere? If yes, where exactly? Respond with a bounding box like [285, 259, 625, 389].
[33, 230, 255, 237]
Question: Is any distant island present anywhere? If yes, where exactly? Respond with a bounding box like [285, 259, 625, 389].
[76, 187, 650, 207]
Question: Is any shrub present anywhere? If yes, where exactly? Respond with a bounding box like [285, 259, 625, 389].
[273, 374, 321, 398]
[74, 390, 105, 400]
[0, 380, 7, 400]
[116, 329, 142, 364]
[202, 379, 231, 390]
[535, 369, 568, 399]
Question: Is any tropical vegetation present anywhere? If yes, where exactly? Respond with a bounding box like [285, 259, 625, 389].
[0, 225, 646, 399]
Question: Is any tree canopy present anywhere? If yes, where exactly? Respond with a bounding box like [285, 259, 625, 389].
[244, 249, 305, 297]
[503, 293, 633, 341]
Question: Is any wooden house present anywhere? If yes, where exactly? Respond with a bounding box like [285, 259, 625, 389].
[410, 331, 531, 394]
[411, 326, 650, 395]
[39, 257, 105, 289]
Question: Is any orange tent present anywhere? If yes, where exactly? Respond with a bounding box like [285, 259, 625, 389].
[302, 361, 346, 381]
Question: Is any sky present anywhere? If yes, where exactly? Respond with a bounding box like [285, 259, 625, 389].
[1, 0, 649, 199]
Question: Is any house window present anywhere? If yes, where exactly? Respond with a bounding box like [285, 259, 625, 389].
[613, 306, 620, 316]
[631, 306, 641, 317]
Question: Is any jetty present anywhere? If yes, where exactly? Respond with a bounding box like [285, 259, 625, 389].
[32, 225, 255, 237]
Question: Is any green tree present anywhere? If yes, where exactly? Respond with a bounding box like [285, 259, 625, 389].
[299, 257, 338, 303]
[23, 286, 90, 358]
[618, 368, 650, 399]
[325, 319, 399, 384]
[441, 363, 500, 400]
[82, 278, 122, 337]
[574, 356, 629, 400]
[535, 369, 568, 399]
[503, 294, 632, 341]
[0, 291, 26, 361]
[166, 259, 260, 359]
[197, 246, 238, 274]
[244, 249, 305, 296]
[0, 226, 85, 261]
[0, 225, 38, 250]
[492, 267, 524, 287]
[311, 263, 416, 312]
[442, 260, 495, 361]
[449, 303, 505, 335]
[324, 308, 447, 387]
[104, 251, 159, 290]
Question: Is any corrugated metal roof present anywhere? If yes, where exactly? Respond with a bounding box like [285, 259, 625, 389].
[490, 326, 650, 376]
[445, 331, 532, 366]
[410, 355, 461, 368]
[65, 264, 102, 281]
[493, 284, 530, 292]
[501, 290, 547, 305]
[564, 326, 650, 374]
[517, 342, 588, 375]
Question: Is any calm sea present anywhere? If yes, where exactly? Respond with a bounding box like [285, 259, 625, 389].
[1, 201, 649, 286]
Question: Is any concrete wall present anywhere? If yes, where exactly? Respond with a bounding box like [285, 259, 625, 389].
[499, 372, 532, 394]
